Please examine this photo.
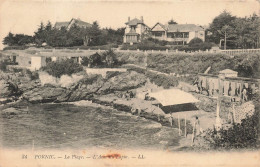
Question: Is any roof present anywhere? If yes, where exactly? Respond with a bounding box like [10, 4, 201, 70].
[71, 18, 92, 28]
[219, 69, 238, 74]
[125, 18, 143, 26]
[151, 22, 167, 31]
[151, 23, 204, 32]
[167, 24, 204, 32]
[54, 22, 70, 29]
[149, 89, 199, 106]
[54, 18, 92, 29]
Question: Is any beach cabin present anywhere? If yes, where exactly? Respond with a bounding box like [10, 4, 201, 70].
[149, 89, 200, 113]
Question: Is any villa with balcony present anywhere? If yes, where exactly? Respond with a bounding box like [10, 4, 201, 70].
[123, 16, 150, 44]
[151, 22, 205, 45]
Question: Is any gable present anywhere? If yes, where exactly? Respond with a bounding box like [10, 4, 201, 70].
[151, 23, 166, 31]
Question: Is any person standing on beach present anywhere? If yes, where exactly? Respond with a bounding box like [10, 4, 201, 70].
[192, 116, 201, 144]
[169, 113, 173, 127]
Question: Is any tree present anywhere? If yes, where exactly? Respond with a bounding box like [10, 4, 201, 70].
[3, 33, 34, 46]
[208, 11, 260, 49]
[232, 14, 260, 48]
[34, 22, 46, 46]
[208, 10, 236, 45]
[85, 21, 105, 46]
[3, 32, 15, 46]
[217, 25, 236, 49]
[67, 25, 84, 46]
[168, 19, 177, 24]
[45, 21, 53, 45]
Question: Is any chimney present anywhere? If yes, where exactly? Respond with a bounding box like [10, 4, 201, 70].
[140, 16, 143, 22]
[128, 17, 130, 22]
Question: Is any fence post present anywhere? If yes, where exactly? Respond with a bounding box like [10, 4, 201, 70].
[232, 102, 236, 123]
[178, 115, 181, 136]
[185, 115, 187, 138]
[191, 121, 196, 146]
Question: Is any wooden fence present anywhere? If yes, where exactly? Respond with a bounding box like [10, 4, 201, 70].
[220, 49, 260, 55]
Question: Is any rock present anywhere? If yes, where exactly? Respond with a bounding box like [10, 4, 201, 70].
[22, 87, 68, 103]
[98, 71, 146, 94]
[0, 80, 19, 98]
[18, 80, 41, 92]
[2, 107, 21, 115]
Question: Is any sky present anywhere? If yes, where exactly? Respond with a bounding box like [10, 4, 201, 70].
[0, 0, 259, 49]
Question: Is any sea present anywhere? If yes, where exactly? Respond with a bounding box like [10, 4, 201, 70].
[0, 103, 180, 150]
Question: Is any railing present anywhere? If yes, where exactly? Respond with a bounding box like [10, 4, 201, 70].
[220, 49, 260, 55]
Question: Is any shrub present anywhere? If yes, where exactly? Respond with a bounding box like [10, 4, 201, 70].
[207, 92, 260, 149]
[127, 65, 178, 88]
[147, 52, 260, 78]
[101, 49, 119, 67]
[53, 44, 118, 50]
[81, 57, 90, 67]
[23, 69, 39, 80]
[88, 53, 103, 67]
[208, 111, 259, 149]
[121, 40, 170, 51]
[146, 71, 179, 89]
[3, 45, 29, 50]
[0, 61, 7, 71]
[188, 37, 204, 46]
[41, 59, 83, 78]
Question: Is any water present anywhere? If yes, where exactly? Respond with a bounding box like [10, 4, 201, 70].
[0, 103, 180, 150]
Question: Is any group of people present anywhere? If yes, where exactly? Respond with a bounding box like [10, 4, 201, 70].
[193, 77, 254, 102]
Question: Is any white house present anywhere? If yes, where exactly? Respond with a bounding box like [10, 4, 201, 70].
[123, 16, 150, 44]
[150, 22, 205, 45]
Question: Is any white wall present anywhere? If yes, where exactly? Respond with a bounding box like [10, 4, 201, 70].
[188, 31, 205, 43]
[188, 32, 196, 43]
[31, 56, 46, 71]
[125, 27, 131, 34]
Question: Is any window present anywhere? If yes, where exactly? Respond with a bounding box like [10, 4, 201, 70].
[167, 33, 175, 38]
[153, 32, 163, 37]
[184, 32, 189, 38]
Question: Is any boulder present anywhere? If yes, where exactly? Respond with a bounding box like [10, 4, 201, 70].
[98, 71, 146, 94]
[22, 87, 68, 103]
[0, 80, 19, 98]
[2, 107, 21, 115]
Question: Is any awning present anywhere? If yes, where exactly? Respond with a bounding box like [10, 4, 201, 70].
[149, 89, 199, 106]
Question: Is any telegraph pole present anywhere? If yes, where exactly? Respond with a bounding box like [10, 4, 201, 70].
[224, 30, 227, 50]
[216, 75, 224, 130]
